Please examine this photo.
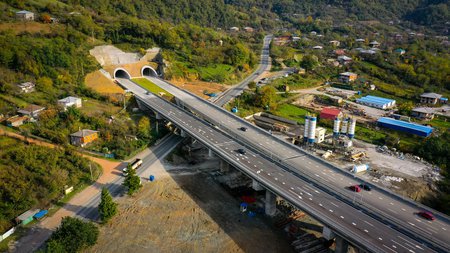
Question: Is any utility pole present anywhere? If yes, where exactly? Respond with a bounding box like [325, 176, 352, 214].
[89, 162, 93, 181]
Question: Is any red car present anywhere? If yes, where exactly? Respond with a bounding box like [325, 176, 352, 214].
[418, 211, 435, 221]
[349, 185, 361, 192]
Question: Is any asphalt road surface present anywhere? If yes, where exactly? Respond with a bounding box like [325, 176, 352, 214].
[117, 78, 435, 253]
[143, 76, 450, 252]
[213, 35, 272, 106]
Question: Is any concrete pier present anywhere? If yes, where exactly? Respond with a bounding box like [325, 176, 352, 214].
[265, 191, 277, 216]
[335, 236, 349, 253]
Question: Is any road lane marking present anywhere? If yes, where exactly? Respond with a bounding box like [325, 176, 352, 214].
[352, 222, 356, 226]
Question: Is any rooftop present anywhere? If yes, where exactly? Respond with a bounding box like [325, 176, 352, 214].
[420, 92, 442, 99]
[340, 72, 357, 76]
[17, 209, 40, 221]
[356, 95, 396, 106]
[19, 104, 44, 113]
[58, 96, 81, 103]
[377, 117, 433, 136]
[412, 107, 435, 114]
[16, 10, 34, 14]
[70, 129, 98, 138]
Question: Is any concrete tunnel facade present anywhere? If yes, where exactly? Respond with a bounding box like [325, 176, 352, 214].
[141, 65, 158, 77]
[114, 68, 132, 79]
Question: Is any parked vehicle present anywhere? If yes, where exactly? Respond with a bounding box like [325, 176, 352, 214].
[418, 211, 435, 221]
[349, 185, 361, 192]
[240, 127, 248, 131]
[130, 158, 143, 170]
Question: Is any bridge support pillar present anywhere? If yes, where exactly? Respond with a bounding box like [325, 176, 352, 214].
[220, 160, 230, 172]
[252, 180, 264, 191]
[265, 191, 277, 216]
[154, 111, 162, 120]
[322, 226, 336, 240]
[136, 99, 147, 111]
[180, 129, 187, 137]
[335, 236, 349, 253]
[208, 149, 214, 158]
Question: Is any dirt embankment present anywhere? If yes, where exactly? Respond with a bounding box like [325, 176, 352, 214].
[170, 78, 226, 99]
[89, 158, 292, 253]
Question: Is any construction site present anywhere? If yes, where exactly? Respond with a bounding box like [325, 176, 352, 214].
[247, 105, 439, 203]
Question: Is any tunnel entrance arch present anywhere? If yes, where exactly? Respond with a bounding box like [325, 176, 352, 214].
[141, 66, 158, 77]
[114, 68, 131, 79]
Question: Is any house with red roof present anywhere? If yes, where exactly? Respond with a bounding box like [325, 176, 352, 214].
[320, 107, 343, 120]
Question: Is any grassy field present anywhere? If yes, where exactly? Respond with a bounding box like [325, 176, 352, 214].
[0, 94, 28, 107]
[272, 104, 311, 124]
[85, 71, 124, 94]
[132, 78, 174, 99]
[197, 64, 235, 82]
[270, 74, 322, 91]
[80, 99, 122, 117]
[429, 116, 450, 132]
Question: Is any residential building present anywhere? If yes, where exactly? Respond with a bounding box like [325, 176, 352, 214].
[320, 107, 343, 120]
[70, 129, 99, 147]
[411, 107, 435, 120]
[369, 41, 380, 48]
[310, 31, 317, 36]
[312, 45, 323, 50]
[355, 38, 365, 43]
[337, 55, 352, 65]
[339, 72, 358, 83]
[6, 115, 29, 127]
[333, 49, 346, 56]
[229, 27, 239, 32]
[273, 36, 291, 46]
[58, 96, 82, 111]
[420, 92, 442, 104]
[16, 209, 40, 226]
[16, 82, 35, 93]
[356, 95, 396, 109]
[394, 48, 406, 55]
[329, 40, 340, 47]
[243, 27, 254, 32]
[15, 10, 35, 21]
[17, 104, 45, 118]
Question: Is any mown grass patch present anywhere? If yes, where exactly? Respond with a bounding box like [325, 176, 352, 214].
[197, 64, 235, 82]
[272, 104, 311, 124]
[132, 78, 174, 99]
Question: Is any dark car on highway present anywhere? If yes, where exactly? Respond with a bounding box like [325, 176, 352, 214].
[237, 148, 246, 155]
[359, 183, 372, 191]
[240, 127, 248, 132]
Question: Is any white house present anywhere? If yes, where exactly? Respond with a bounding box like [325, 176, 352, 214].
[16, 10, 35, 21]
[16, 82, 35, 93]
[58, 96, 82, 110]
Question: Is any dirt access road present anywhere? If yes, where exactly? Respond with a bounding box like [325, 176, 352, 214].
[88, 154, 293, 253]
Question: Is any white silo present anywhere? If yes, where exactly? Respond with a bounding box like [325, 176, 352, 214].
[348, 118, 356, 139]
[333, 117, 340, 138]
[308, 116, 317, 143]
[303, 116, 310, 142]
[341, 118, 348, 134]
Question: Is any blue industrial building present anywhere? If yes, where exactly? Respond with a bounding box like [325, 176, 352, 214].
[356, 95, 396, 109]
[377, 117, 433, 137]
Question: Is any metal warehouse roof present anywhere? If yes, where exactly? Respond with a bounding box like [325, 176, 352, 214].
[357, 95, 395, 105]
[377, 117, 433, 137]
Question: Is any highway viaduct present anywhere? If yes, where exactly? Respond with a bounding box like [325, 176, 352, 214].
[115, 77, 442, 253]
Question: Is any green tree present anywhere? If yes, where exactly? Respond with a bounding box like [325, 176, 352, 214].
[123, 165, 141, 195]
[45, 217, 98, 253]
[248, 81, 256, 90]
[300, 54, 319, 71]
[137, 116, 151, 139]
[36, 76, 54, 94]
[256, 86, 277, 110]
[397, 101, 414, 115]
[98, 187, 118, 223]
